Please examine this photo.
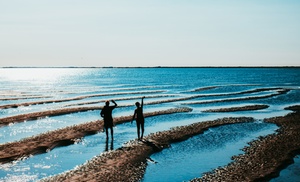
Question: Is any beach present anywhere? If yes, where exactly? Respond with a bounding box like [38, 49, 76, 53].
[39, 106, 300, 181]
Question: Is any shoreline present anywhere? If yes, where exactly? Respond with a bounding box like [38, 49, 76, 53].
[42, 116, 255, 182]
[0, 107, 192, 164]
[193, 105, 300, 181]
[41, 105, 300, 182]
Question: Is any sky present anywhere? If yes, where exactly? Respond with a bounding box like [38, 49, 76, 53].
[0, 0, 300, 67]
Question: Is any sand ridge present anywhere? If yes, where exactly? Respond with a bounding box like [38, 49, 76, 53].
[0, 107, 192, 164]
[41, 106, 300, 182]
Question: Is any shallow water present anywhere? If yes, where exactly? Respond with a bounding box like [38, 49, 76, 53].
[0, 68, 300, 181]
[0, 104, 177, 144]
[0, 113, 206, 181]
[142, 122, 278, 182]
[271, 155, 300, 182]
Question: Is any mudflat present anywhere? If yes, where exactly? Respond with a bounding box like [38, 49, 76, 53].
[41, 105, 300, 181]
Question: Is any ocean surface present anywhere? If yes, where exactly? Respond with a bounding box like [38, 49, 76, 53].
[0, 67, 299, 182]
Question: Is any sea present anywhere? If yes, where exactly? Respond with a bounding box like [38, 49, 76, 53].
[0, 67, 299, 182]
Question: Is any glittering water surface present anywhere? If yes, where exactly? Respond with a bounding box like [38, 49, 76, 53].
[0, 68, 300, 182]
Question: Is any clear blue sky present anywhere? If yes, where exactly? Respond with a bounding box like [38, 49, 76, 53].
[1, 0, 299, 67]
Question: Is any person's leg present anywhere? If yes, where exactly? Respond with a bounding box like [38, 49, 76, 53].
[136, 122, 141, 139]
[110, 138, 114, 150]
[105, 137, 109, 151]
[141, 121, 145, 139]
[110, 127, 114, 139]
[105, 126, 109, 138]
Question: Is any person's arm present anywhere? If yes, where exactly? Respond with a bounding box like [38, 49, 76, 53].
[131, 110, 136, 124]
[111, 100, 117, 108]
[100, 108, 104, 118]
[141, 96, 145, 109]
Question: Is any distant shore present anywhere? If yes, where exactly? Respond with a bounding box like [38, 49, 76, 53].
[1, 66, 300, 69]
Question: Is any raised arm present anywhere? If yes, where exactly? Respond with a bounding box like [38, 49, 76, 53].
[111, 100, 117, 107]
[141, 96, 145, 108]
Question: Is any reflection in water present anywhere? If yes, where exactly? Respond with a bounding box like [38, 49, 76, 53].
[104, 138, 114, 152]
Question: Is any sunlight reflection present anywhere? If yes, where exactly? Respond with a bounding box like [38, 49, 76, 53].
[0, 68, 82, 82]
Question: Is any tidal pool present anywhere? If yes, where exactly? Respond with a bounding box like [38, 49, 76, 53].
[271, 155, 300, 182]
[142, 122, 278, 182]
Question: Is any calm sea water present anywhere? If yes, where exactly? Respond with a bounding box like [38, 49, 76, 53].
[0, 68, 299, 182]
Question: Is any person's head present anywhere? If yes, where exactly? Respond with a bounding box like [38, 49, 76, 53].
[135, 102, 140, 107]
[105, 100, 110, 106]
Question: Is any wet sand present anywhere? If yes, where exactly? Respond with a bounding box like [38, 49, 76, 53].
[1, 87, 285, 126]
[0, 95, 52, 101]
[0, 88, 290, 109]
[0, 87, 296, 181]
[0, 90, 164, 109]
[63, 94, 174, 107]
[0, 107, 192, 164]
[0, 95, 173, 127]
[202, 104, 269, 112]
[41, 105, 300, 182]
[143, 88, 289, 106]
[41, 116, 254, 182]
[0, 106, 101, 127]
[194, 105, 300, 182]
[182, 89, 289, 105]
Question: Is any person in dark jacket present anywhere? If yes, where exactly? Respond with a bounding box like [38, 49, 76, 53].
[101, 100, 117, 139]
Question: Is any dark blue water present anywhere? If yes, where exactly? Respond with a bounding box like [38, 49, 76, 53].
[271, 155, 300, 182]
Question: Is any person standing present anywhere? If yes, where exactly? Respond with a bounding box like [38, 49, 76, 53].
[131, 96, 145, 140]
[100, 100, 117, 139]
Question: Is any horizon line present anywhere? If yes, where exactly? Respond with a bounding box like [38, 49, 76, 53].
[1, 66, 300, 69]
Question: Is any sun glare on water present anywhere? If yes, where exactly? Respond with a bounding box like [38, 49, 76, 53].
[0, 68, 81, 82]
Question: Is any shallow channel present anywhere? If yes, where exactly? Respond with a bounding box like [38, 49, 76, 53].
[142, 122, 278, 182]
